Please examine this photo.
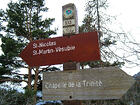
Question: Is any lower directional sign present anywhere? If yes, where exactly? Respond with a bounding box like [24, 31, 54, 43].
[42, 67, 135, 101]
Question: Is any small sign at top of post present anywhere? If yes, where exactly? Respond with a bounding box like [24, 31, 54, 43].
[62, 3, 78, 35]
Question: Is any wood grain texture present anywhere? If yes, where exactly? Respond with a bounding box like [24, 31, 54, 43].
[42, 67, 135, 101]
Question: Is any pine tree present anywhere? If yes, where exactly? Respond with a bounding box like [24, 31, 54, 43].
[0, 0, 57, 104]
[0, 88, 27, 105]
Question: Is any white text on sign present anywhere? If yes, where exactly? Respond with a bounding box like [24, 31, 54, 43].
[32, 42, 75, 56]
[63, 26, 76, 34]
[63, 19, 75, 26]
[44, 80, 103, 89]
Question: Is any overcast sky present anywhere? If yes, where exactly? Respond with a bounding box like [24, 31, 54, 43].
[0, 0, 140, 75]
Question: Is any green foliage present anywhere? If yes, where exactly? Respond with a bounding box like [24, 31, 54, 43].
[24, 89, 36, 104]
[1, 36, 24, 57]
[0, 35, 25, 83]
[0, 88, 26, 105]
[0, 0, 56, 85]
[0, 1, 57, 104]
[4, 0, 56, 40]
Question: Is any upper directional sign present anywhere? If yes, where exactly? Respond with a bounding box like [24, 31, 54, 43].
[42, 67, 135, 101]
[20, 31, 100, 67]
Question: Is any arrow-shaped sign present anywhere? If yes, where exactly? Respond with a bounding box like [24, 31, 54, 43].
[20, 31, 100, 67]
[42, 67, 135, 101]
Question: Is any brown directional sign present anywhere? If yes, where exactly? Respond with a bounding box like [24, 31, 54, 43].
[42, 67, 135, 101]
[20, 31, 100, 67]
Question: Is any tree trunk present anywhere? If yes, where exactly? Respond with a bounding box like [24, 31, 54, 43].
[33, 67, 39, 105]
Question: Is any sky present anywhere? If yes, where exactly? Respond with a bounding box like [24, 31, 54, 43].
[0, 0, 140, 76]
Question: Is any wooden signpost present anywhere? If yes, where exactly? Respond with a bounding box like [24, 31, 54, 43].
[19, 3, 136, 105]
[42, 67, 135, 100]
[62, 3, 82, 105]
[62, 3, 80, 71]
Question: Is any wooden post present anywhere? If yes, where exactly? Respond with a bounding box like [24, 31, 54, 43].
[28, 66, 32, 89]
[62, 3, 81, 105]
